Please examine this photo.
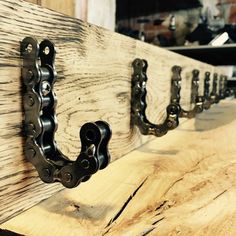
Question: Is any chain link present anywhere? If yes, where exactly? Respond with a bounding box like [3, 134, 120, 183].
[203, 71, 212, 110]
[21, 37, 111, 188]
[178, 69, 204, 118]
[219, 75, 228, 99]
[210, 73, 220, 104]
[131, 58, 180, 137]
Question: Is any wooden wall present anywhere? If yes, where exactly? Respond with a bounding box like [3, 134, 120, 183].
[24, 0, 116, 30]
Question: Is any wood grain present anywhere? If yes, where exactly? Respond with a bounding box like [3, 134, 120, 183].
[41, 0, 75, 17]
[0, 0, 225, 223]
[2, 99, 236, 236]
[24, 0, 75, 17]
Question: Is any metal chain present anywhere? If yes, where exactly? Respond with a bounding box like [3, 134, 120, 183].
[21, 37, 111, 188]
[219, 75, 228, 99]
[203, 71, 211, 110]
[210, 73, 220, 104]
[131, 58, 180, 137]
[171, 66, 204, 118]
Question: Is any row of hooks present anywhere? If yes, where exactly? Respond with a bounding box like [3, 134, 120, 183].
[21, 38, 233, 189]
[131, 58, 229, 137]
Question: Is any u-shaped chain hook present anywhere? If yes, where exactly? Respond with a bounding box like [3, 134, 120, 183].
[131, 58, 180, 137]
[210, 73, 220, 104]
[171, 66, 204, 119]
[21, 37, 112, 188]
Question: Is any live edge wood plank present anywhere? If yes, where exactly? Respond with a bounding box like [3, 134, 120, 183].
[0, 0, 225, 223]
[2, 100, 236, 236]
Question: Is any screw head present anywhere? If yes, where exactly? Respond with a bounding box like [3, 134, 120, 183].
[41, 81, 51, 96]
[26, 70, 34, 82]
[27, 95, 35, 106]
[42, 168, 51, 178]
[167, 121, 173, 128]
[63, 172, 72, 183]
[80, 159, 90, 169]
[26, 123, 36, 135]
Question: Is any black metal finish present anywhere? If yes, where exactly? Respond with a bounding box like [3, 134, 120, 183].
[171, 66, 204, 119]
[179, 69, 204, 118]
[203, 71, 212, 110]
[21, 37, 112, 188]
[219, 75, 228, 99]
[210, 73, 220, 104]
[131, 58, 180, 137]
[225, 80, 236, 97]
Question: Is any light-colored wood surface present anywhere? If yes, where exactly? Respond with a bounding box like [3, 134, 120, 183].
[41, 0, 75, 17]
[25, 0, 75, 17]
[2, 99, 236, 236]
[25, 0, 38, 4]
[0, 0, 225, 223]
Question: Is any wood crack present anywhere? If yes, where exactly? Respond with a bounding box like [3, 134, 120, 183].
[105, 177, 148, 228]
[213, 189, 228, 200]
[152, 216, 165, 225]
[140, 227, 156, 236]
[155, 200, 168, 211]
[163, 153, 216, 196]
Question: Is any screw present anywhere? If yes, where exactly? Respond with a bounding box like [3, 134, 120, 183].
[41, 81, 51, 96]
[26, 70, 34, 82]
[87, 145, 95, 157]
[25, 43, 33, 53]
[27, 95, 35, 106]
[81, 159, 90, 169]
[25, 148, 36, 158]
[27, 123, 36, 135]
[167, 120, 173, 128]
[42, 168, 51, 179]
[64, 172, 72, 183]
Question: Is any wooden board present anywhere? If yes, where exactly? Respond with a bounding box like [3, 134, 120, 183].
[25, 0, 75, 17]
[0, 0, 224, 223]
[41, 0, 75, 17]
[2, 99, 236, 236]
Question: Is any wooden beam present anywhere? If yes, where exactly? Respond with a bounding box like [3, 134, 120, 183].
[40, 0, 75, 17]
[2, 100, 236, 235]
[24, 0, 39, 4]
[24, 0, 76, 17]
[0, 0, 224, 223]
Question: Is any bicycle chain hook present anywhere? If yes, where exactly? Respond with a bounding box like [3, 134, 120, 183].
[21, 37, 112, 188]
[131, 58, 180, 137]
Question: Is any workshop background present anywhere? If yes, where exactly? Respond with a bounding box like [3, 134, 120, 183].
[25, 0, 236, 45]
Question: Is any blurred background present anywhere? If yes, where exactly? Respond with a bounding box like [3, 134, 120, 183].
[116, 0, 236, 47]
[26, 0, 236, 46]
[26, 0, 236, 77]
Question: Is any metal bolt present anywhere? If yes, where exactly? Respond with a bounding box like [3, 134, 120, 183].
[64, 172, 72, 183]
[26, 148, 36, 158]
[27, 123, 36, 135]
[25, 43, 33, 53]
[167, 121, 173, 128]
[42, 168, 51, 178]
[26, 70, 34, 82]
[41, 81, 51, 96]
[87, 145, 95, 157]
[27, 95, 35, 106]
[81, 159, 90, 169]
